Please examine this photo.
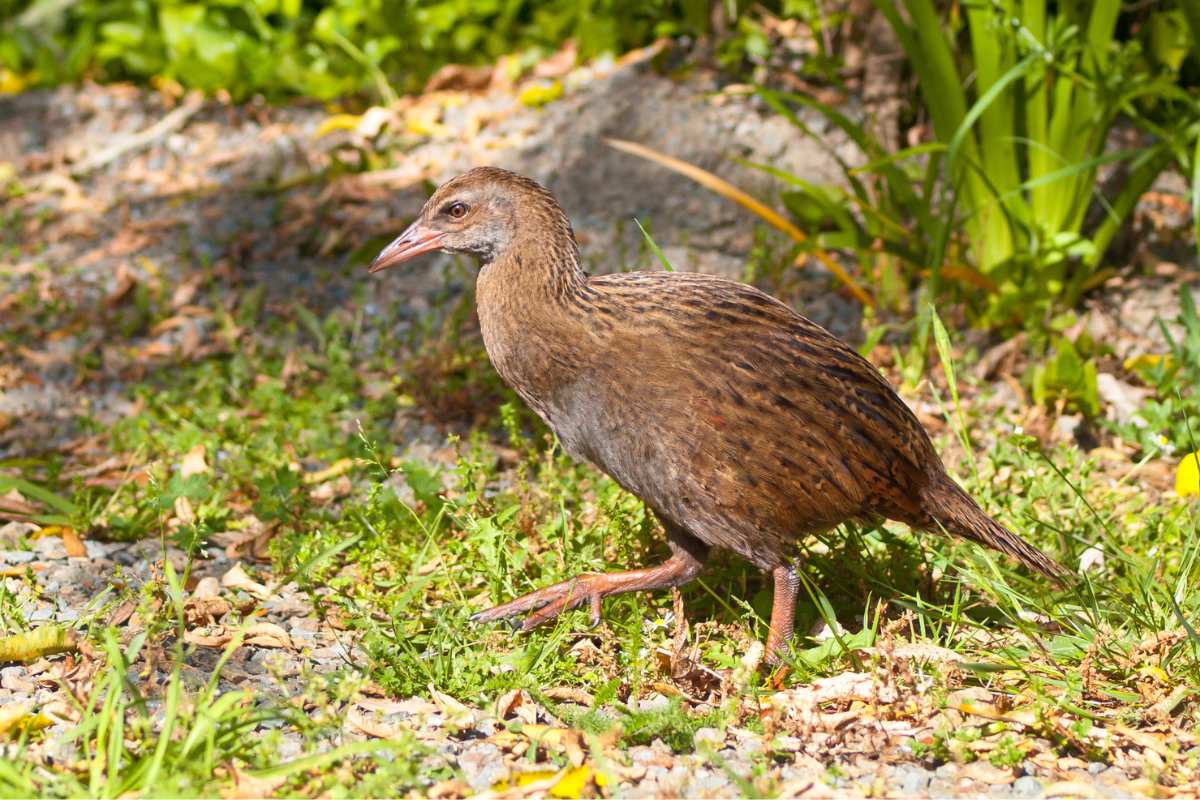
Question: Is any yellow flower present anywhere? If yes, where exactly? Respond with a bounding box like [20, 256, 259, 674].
[1123, 353, 1172, 372]
[0, 69, 33, 94]
[1177, 451, 1200, 497]
[519, 80, 564, 108]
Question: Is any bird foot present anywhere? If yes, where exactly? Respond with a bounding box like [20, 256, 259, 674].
[765, 664, 791, 691]
[471, 573, 606, 631]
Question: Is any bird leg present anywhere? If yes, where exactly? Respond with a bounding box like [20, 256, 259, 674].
[471, 529, 708, 632]
[765, 563, 801, 665]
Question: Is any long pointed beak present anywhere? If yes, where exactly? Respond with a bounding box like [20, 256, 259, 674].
[368, 221, 446, 273]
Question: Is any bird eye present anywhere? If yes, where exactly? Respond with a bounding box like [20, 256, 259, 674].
[445, 202, 469, 220]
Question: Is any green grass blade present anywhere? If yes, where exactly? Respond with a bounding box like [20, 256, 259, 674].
[965, 1, 1022, 200]
[929, 304, 970, 455]
[942, 52, 1038, 270]
[633, 218, 673, 272]
[884, 0, 968, 142]
[1022, 0, 1050, 215]
[248, 740, 411, 780]
[140, 669, 182, 792]
[0, 477, 76, 515]
[1193, 130, 1200, 259]
[850, 141, 947, 175]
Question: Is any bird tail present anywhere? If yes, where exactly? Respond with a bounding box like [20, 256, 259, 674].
[923, 475, 1071, 583]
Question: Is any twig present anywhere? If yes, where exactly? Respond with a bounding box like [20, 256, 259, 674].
[70, 93, 205, 177]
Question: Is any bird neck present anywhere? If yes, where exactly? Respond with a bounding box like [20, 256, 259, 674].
[476, 229, 586, 307]
[474, 231, 593, 413]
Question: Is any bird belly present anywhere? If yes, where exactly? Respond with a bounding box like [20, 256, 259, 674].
[541, 378, 800, 570]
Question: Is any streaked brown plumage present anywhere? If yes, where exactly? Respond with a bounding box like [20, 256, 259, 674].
[370, 167, 1069, 661]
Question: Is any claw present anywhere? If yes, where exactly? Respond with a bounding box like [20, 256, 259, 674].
[588, 593, 602, 628]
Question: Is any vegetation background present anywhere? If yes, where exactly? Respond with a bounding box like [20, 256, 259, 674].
[1, 0, 1199, 797]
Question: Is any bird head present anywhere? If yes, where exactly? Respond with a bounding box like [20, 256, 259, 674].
[368, 167, 573, 273]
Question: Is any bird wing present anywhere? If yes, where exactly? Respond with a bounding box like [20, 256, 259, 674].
[585, 272, 937, 528]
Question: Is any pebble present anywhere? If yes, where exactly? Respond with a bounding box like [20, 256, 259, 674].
[276, 734, 304, 761]
[1012, 775, 1044, 798]
[896, 766, 932, 795]
[693, 727, 725, 749]
[83, 540, 109, 559]
[456, 742, 505, 791]
[772, 734, 802, 752]
[927, 777, 956, 798]
[32, 537, 67, 560]
[0, 522, 37, 546]
[635, 693, 671, 713]
[629, 746, 660, 765]
[0, 550, 34, 564]
[40, 724, 77, 765]
[688, 769, 731, 792]
[0, 667, 33, 692]
[1098, 767, 1127, 783]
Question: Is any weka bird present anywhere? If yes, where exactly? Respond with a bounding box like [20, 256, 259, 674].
[370, 167, 1068, 661]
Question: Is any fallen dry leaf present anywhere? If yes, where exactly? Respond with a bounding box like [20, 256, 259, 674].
[60, 528, 87, 557]
[345, 705, 406, 739]
[309, 475, 352, 505]
[488, 765, 605, 800]
[0, 626, 78, 663]
[429, 684, 477, 728]
[181, 443, 209, 478]
[517, 724, 586, 768]
[423, 63, 495, 93]
[302, 458, 356, 485]
[769, 671, 900, 731]
[961, 761, 1018, 784]
[1043, 780, 1115, 797]
[426, 778, 471, 799]
[184, 626, 232, 648]
[541, 686, 595, 706]
[1111, 724, 1177, 760]
[104, 263, 137, 308]
[492, 688, 529, 720]
[209, 517, 275, 561]
[173, 495, 196, 526]
[192, 576, 221, 598]
[107, 599, 137, 627]
[0, 489, 39, 518]
[221, 562, 272, 600]
[184, 595, 231, 627]
[244, 622, 292, 649]
[0, 702, 53, 739]
[219, 764, 288, 799]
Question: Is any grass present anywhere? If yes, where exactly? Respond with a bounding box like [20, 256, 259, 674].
[2, 278, 1199, 793]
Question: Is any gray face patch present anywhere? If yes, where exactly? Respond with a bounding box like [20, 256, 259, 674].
[427, 190, 517, 264]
